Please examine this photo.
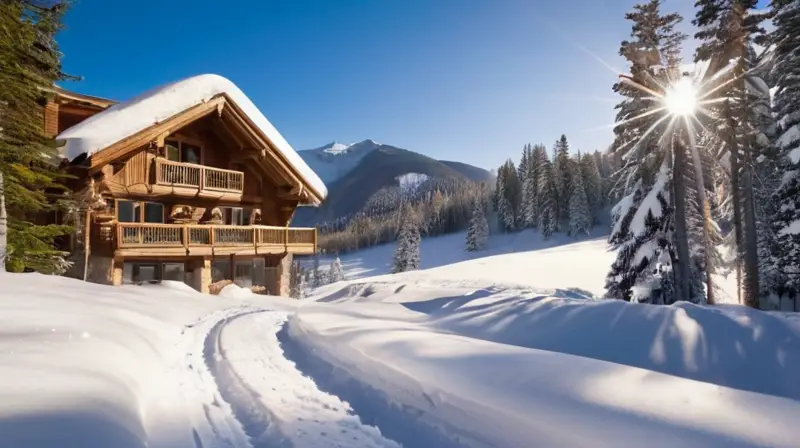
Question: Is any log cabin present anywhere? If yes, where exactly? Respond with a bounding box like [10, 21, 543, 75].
[47, 74, 327, 296]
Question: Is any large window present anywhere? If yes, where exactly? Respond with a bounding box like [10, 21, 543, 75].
[123, 261, 185, 284]
[117, 200, 164, 223]
[165, 139, 202, 165]
[222, 207, 253, 226]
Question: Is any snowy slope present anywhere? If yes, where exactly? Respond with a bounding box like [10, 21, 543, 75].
[286, 301, 800, 447]
[298, 139, 381, 185]
[56, 74, 327, 198]
[4, 233, 800, 447]
[0, 274, 395, 448]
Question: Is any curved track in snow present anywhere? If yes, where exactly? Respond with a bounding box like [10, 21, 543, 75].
[180, 307, 399, 448]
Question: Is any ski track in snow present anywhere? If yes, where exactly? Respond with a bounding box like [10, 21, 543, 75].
[176, 306, 399, 448]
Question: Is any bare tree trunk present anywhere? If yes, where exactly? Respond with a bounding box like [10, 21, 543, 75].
[0, 172, 7, 272]
[724, 103, 744, 305]
[741, 154, 761, 308]
[672, 137, 693, 303]
[688, 144, 716, 304]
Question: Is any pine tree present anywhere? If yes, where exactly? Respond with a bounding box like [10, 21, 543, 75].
[392, 212, 421, 273]
[568, 157, 592, 236]
[553, 135, 573, 228]
[537, 156, 557, 239]
[311, 254, 321, 287]
[519, 144, 538, 229]
[0, 1, 74, 273]
[606, 0, 687, 303]
[466, 199, 489, 251]
[769, 0, 800, 304]
[605, 161, 676, 302]
[329, 256, 344, 283]
[580, 152, 603, 223]
[693, 0, 767, 307]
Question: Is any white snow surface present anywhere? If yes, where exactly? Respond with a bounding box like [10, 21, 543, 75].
[778, 218, 800, 237]
[3, 230, 800, 447]
[396, 172, 429, 193]
[56, 74, 327, 198]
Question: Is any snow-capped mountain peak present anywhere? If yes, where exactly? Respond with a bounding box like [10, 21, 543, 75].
[322, 142, 352, 154]
[298, 139, 383, 184]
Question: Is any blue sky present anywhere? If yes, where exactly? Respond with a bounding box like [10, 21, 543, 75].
[58, 0, 758, 170]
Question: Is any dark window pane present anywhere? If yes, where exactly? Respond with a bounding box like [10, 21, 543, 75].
[135, 263, 159, 283]
[162, 263, 185, 282]
[182, 144, 201, 164]
[143, 203, 164, 223]
[252, 258, 265, 286]
[234, 260, 253, 288]
[242, 208, 252, 226]
[211, 260, 230, 282]
[165, 141, 180, 161]
[118, 200, 140, 223]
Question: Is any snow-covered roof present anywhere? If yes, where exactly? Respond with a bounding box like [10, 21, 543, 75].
[56, 74, 327, 199]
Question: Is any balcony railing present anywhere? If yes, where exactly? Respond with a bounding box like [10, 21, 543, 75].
[116, 223, 317, 253]
[155, 158, 244, 193]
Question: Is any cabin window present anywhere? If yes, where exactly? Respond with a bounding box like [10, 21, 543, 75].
[222, 207, 252, 226]
[123, 261, 185, 284]
[234, 260, 253, 288]
[143, 202, 165, 223]
[165, 139, 202, 164]
[117, 200, 141, 223]
[116, 200, 164, 223]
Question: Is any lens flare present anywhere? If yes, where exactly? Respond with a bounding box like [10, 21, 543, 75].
[663, 77, 698, 116]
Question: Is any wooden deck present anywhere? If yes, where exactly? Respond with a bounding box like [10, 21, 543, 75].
[115, 223, 316, 257]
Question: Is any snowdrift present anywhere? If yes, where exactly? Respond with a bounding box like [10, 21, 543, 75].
[285, 300, 800, 447]
[310, 280, 800, 401]
[0, 274, 284, 448]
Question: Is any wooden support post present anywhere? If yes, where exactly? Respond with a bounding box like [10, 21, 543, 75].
[83, 209, 92, 282]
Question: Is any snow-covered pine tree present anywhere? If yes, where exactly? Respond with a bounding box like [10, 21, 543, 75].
[605, 161, 676, 303]
[606, 0, 686, 303]
[519, 144, 537, 229]
[466, 200, 489, 251]
[311, 254, 321, 288]
[568, 157, 592, 236]
[693, 0, 767, 307]
[529, 145, 548, 229]
[537, 155, 557, 239]
[329, 256, 344, 283]
[392, 212, 421, 273]
[495, 161, 518, 232]
[769, 0, 800, 306]
[553, 135, 572, 228]
[580, 152, 603, 223]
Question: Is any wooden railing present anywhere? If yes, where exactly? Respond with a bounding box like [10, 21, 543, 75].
[116, 223, 317, 252]
[155, 158, 244, 193]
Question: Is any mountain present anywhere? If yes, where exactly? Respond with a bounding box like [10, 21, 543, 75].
[297, 139, 381, 185]
[439, 160, 493, 182]
[294, 141, 490, 226]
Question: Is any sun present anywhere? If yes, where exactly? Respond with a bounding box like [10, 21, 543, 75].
[663, 76, 698, 116]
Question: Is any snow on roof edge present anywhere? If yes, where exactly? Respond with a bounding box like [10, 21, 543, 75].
[56, 74, 327, 200]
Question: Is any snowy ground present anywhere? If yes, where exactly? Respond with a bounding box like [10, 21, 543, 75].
[2, 231, 798, 447]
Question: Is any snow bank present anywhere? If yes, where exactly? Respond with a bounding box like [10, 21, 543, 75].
[285, 302, 800, 447]
[56, 74, 327, 198]
[311, 280, 800, 401]
[0, 273, 276, 447]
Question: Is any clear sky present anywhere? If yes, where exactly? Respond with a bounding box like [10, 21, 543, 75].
[57, 0, 760, 170]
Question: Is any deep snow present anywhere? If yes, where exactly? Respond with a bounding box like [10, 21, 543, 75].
[2, 230, 799, 447]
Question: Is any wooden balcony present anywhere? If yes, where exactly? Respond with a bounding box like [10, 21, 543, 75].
[155, 158, 244, 194]
[115, 223, 317, 257]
